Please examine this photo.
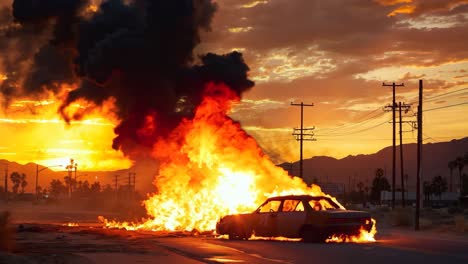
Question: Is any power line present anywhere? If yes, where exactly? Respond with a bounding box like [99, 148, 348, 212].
[424, 101, 468, 112]
[315, 108, 386, 134]
[261, 101, 466, 141]
[425, 91, 468, 103]
[315, 118, 390, 137]
[312, 87, 468, 137]
[318, 112, 387, 135]
[407, 87, 468, 105]
[424, 87, 468, 101]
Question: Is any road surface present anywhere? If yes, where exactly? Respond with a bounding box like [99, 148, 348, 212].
[2, 224, 468, 264]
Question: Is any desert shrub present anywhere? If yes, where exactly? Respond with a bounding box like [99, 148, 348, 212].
[0, 211, 14, 252]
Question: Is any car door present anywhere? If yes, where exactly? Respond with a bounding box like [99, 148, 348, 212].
[251, 199, 282, 237]
[276, 199, 307, 238]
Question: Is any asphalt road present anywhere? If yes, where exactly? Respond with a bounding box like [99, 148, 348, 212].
[3, 224, 468, 264]
[153, 230, 468, 264]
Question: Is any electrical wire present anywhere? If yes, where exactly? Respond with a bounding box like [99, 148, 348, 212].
[424, 101, 468, 112]
[315, 118, 390, 137]
[314, 107, 384, 133]
[316, 111, 388, 135]
[424, 87, 468, 101]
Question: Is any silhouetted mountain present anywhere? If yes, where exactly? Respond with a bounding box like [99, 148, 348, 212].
[0, 160, 63, 193]
[282, 137, 468, 192]
[0, 159, 158, 194]
[3, 137, 467, 194]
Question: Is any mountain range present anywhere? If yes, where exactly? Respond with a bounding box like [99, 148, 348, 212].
[283, 137, 468, 192]
[1, 137, 467, 194]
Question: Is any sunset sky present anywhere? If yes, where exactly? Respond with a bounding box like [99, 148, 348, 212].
[1, 0, 468, 171]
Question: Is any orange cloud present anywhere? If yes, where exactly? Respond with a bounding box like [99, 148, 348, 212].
[375, 0, 413, 6]
[388, 5, 416, 16]
[380, 0, 468, 17]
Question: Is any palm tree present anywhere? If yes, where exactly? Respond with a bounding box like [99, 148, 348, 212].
[19, 173, 27, 194]
[10, 172, 21, 194]
[448, 160, 457, 192]
[431, 175, 448, 200]
[455, 157, 465, 194]
[370, 168, 390, 203]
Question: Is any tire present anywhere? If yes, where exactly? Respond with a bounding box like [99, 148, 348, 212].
[241, 228, 252, 240]
[228, 232, 239, 240]
[228, 226, 251, 240]
[301, 226, 325, 243]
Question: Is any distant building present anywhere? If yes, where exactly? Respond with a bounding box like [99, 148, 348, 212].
[380, 191, 459, 206]
[318, 182, 345, 197]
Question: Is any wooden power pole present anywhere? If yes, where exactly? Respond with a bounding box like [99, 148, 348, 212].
[398, 102, 412, 207]
[415, 80, 423, 230]
[4, 164, 7, 202]
[291, 102, 314, 179]
[383, 82, 404, 209]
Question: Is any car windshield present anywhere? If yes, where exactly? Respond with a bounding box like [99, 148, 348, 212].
[257, 200, 282, 213]
[308, 197, 339, 211]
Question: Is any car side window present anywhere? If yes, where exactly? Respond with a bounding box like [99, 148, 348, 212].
[282, 200, 301, 212]
[259, 200, 282, 213]
[309, 200, 323, 211]
[295, 201, 305, 211]
[309, 198, 338, 211]
[319, 199, 337, 210]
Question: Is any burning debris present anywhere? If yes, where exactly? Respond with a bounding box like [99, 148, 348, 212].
[326, 218, 377, 243]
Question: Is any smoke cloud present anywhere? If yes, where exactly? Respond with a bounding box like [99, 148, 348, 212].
[0, 0, 254, 159]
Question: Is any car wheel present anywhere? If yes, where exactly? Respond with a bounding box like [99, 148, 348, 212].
[301, 226, 325, 243]
[229, 227, 251, 240]
[228, 232, 239, 240]
[241, 228, 252, 240]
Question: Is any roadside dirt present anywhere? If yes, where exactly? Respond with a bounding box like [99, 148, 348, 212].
[1, 202, 467, 263]
[0, 223, 208, 264]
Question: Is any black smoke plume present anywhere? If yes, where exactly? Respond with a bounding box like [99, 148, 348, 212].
[1, 0, 254, 159]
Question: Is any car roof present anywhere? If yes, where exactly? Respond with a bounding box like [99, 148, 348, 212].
[266, 195, 328, 201]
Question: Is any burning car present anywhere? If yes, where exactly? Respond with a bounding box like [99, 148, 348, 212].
[216, 195, 374, 242]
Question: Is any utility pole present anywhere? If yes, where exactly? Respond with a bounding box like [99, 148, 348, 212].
[36, 165, 39, 200]
[128, 172, 136, 192]
[3, 164, 7, 202]
[74, 163, 78, 186]
[415, 80, 423, 231]
[114, 174, 119, 191]
[128, 172, 131, 190]
[66, 159, 77, 199]
[398, 102, 412, 207]
[383, 82, 404, 209]
[291, 102, 315, 179]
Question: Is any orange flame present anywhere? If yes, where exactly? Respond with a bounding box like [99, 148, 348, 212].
[326, 218, 377, 243]
[86, 4, 98, 13]
[63, 222, 79, 227]
[99, 83, 375, 243]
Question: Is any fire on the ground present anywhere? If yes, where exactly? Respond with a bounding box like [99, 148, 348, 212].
[99, 84, 377, 243]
